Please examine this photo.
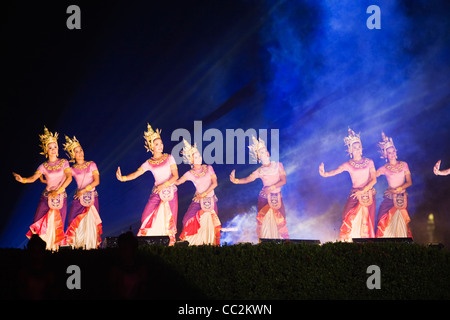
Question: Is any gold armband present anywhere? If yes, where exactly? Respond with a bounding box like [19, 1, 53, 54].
[85, 185, 93, 191]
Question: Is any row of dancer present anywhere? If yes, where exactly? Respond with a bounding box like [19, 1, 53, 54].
[13, 128, 102, 250]
[318, 128, 449, 242]
[13, 124, 288, 249]
[12, 125, 449, 250]
[115, 125, 288, 245]
[115, 124, 223, 246]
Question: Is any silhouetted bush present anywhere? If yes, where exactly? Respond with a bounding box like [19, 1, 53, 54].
[1, 242, 449, 299]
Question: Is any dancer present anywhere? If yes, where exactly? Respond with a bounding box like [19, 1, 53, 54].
[375, 132, 413, 238]
[63, 136, 102, 249]
[175, 139, 221, 245]
[319, 128, 377, 242]
[230, 136, 289, 241]
[13, 127, 72, 250]
[433, 160, 450, 176]
[116, 124, 178, 245]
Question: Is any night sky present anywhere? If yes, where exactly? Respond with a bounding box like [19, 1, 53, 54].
[3, 0, 450, 248]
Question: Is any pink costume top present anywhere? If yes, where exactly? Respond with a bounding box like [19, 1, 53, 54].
[71, 161, 99, 191]
[139, 153, 177, 186]
[251, 161, 285, 193]
[377, 161, 410, 189]
[182, 165, 216, 197]
[341, 157, 375, 189]
[36, 159, 70, 192]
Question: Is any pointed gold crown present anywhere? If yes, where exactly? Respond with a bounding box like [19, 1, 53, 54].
[39, 126, 59, 157]
[377, 131, 396, 159]
[248, 136, 267, 163]
[181, 138, 199, 165]
[143, 123, 161, 153]
[343, 127, 362, 157]
[63, 135, 82, 163]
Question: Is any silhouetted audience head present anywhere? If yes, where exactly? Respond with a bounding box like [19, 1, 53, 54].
[27, 234, 47, 261]
[27, 234, 46, 251]
[118, 231, 138, 250]
[19, 235, 55, 299]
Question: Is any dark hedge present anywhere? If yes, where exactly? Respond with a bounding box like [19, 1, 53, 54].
[1, 242, 449, 299]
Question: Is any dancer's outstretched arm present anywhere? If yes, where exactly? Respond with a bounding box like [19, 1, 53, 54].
[434, 160, 450, 176]
[116, 166, 144, 182]
[12, 171, 42, 184]
[319, 162, 345, 178]
[229, 169, 257, 184]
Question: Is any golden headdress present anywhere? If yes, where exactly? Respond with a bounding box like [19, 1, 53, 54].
[377, 131, 396, 161]
[143, 123, 161, 153]
[343, 127, 362, 157]
[63, 135, 82, 163]
[39, 126, 59, 157]
[248, 136, 267, 163]
[181, 138, 199, 165]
